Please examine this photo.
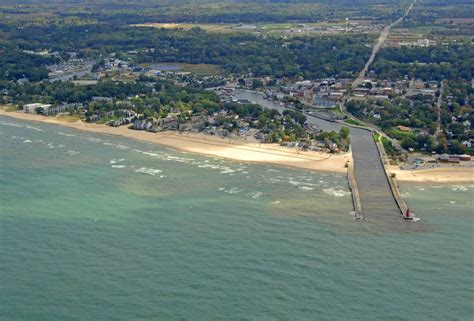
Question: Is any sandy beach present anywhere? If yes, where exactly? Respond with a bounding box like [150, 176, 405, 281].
[0, 110, 351, 173]
[3, 109, 473, 182]
[389, 166, 474, 183]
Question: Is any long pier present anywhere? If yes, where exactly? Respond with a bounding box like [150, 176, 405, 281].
[349, 128, 405, 222]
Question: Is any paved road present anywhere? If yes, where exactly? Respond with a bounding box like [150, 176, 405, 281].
[436, 81, 444, 133]
[352, 0, 417, 89]
[339, 0, 417, 150]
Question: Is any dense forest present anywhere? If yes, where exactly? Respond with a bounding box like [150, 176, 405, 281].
[1, 23, 373, 80]
[372, 44, 474, 81]
[0, 0, 411, 24]
[405, 0, 474, 22]
[0, 47, 58, 81]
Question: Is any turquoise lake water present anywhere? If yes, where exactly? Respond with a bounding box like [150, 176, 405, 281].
[0, 115, 472, 320]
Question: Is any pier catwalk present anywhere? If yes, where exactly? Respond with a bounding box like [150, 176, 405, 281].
[350, 129, 401, 222]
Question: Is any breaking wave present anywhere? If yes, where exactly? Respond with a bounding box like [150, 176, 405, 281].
[134, 167, 163, 176]
[323, 188, 350, 197]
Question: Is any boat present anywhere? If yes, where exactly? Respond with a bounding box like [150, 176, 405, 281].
[403, 209, 420, 222]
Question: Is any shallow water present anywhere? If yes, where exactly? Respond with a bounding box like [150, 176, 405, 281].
[0, 116, 472, 320]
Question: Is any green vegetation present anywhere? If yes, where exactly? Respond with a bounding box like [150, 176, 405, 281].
[2, 22, 372, 79]
[315, 127, 351, 152]
[0, 0, 411, 25]
[2, 78, 219, 113]
[372, 44, 473, 81]
[56, 114, 83, 122]
[381, 136, 397, 157]
[0, 47, 58, 81]
[343, 118, 366, 127]
[347, 96, 439, 131]
[0, 104, 18, 112]
[373, 132, 381, 142]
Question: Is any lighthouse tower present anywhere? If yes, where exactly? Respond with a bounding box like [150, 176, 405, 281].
[345, 18, 349, 33]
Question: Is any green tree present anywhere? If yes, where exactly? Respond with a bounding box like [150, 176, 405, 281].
[252, 79, 263, 90]
[449, 140, 465, 155]
[340, 127, 350, 140]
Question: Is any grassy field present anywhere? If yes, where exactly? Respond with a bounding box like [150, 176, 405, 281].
[56, 114, 83, 123]
[0, 105, 19, 112]
[343, 118, 366, 127]
[179, 63, 222, 75]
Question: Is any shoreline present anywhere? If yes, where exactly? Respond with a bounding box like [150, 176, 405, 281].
[2, 110, 473, 183]
[0, 110, 350, 173]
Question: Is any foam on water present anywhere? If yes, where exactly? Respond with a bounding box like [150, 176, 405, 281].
[58, 131, 77, 137]
[134, 167, 163, 176]
[25, 124, 43, 132]
[247, 191, 264, 199]
[87, 137, 103, 143]
[323, 188, 350, 197]
[110, 159, 125, 164]
[219, 167, 236, 174]
[65, 150, 80, 156]
[219, 187, 244, 194]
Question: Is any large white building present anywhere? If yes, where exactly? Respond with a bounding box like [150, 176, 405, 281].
[23, 103, 52, 113]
